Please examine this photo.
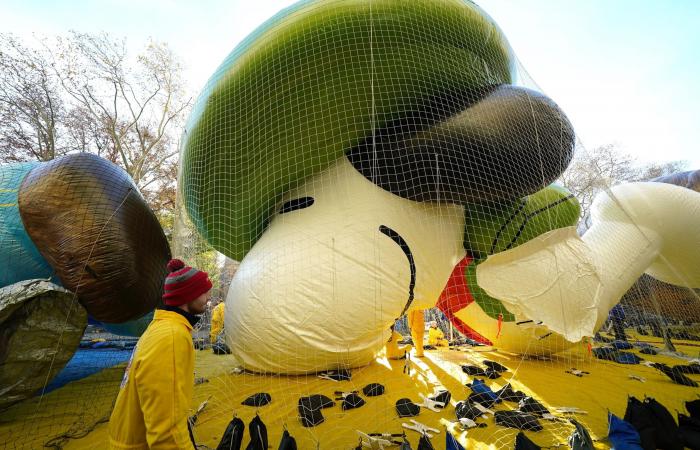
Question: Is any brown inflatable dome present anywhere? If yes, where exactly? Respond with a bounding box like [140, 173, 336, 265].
[652, 169, 700, 192]
[0, 280, 86, 410]
[18, 153, 171, 323]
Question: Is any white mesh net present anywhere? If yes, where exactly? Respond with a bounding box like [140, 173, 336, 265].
[1, 1, 699, 449]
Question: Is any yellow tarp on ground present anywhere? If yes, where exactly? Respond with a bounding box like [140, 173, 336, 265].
[1, 335, 698, 449]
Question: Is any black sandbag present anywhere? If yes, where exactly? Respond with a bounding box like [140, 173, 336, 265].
[461, 365, 487, 376]
[298, 397, 326, 427]
[429, 390, 451, 407]
[483, 360, 508, 373]
[495, 411, 543, 431]
[306, 394, 335, 410]
[514, 431, 541, 450]
[672, 364, 700, 374]
[241, 393, 271, 407]
[592, 347, 642, 364]
[679, 413, 700, 430]
[469, 392, 497, 409]
[518, 397, 550, 417]
[362, 383, 385, 397]
[569, 419, 595, 450]
[417, 434, 435, 450]
[396, 398, 420, 417]
[495, 383, 527, 403]
[652, 363, 698, 387]
[341, 393, 365, 410]
[639, 347, 659, 355]
[612, 340, 634, 350]
[216, 416, 245, 450]
[592, 346, 616, 360]
[624, 396, 656, 450]
[277, 429, 297, 450]
[455, 401, 482, 421]
[678, 414, 700, 450]
[485, 369, 501, 379]
[246, 415, 268, 450]
[687, 400, 700, 419]
[644, 397, 683, 450]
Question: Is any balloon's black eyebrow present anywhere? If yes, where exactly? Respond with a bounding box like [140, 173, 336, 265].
[279, 197, 315, 214]
[379, 225, 416, 318]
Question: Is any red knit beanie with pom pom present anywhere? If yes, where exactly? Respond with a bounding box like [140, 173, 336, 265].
[162, 259, 213, 306]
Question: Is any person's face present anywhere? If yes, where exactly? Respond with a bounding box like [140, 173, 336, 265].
[188, 290, 211, 315]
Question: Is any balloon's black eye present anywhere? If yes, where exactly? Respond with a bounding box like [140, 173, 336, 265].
[279, 197, 315, 214]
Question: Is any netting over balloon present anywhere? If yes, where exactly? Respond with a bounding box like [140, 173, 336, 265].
[1, 1, 699, 449]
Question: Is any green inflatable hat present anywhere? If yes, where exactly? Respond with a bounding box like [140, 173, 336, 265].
[181, 0, 574, 261]
[463, 183, 581, 321]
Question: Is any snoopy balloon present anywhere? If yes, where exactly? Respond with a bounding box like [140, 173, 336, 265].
[180, 0, 700, 373]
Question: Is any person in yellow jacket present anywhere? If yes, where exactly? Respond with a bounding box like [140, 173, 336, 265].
[109, 258, 212, 450]
[428, 321, 449, 347]
[210, 300, 225, 344]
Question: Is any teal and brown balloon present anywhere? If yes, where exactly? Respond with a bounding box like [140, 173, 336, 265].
[0, 153, 171, 409]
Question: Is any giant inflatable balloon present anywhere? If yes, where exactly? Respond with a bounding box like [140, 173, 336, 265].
[473, 180, 700, 349]
[0, 153, 170, 408]
[438, 172, 700, 354]
[180, 0, 576, 373]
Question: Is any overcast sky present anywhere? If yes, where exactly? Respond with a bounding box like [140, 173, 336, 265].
[4, 0, 699, 167]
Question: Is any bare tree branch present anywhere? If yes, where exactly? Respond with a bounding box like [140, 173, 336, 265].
[0, 32, 190, 223]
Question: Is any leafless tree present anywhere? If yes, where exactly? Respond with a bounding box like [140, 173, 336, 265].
[560, 144, 687, 230]
[0, 34, 65, 162]
[636, 160, 689, 181]
[0, 32, 191, 222]
[47, 32, 191, 197]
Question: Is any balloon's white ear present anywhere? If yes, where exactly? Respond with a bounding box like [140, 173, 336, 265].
[477, 182, 700, 343]
[476, 226, 601, 343]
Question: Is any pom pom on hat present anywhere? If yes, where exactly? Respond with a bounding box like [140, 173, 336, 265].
[163, 259, 212, 306]
[167, 258, 186, 273]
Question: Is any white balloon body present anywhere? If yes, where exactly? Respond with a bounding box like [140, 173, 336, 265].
[453, 300, 575, 355]
[225, 158, 465, 374]
[476, 182, 700, 349]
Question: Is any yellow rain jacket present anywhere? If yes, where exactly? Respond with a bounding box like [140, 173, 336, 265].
[210, 302, 225, 343]
[428, 327, 448, 347]
[108, 309, 195, 450]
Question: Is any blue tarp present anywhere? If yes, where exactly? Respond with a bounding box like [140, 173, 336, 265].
[41, 348, 133, 394]
[608, 412, 643, 450]
[469, 379, 500, 402]
[446, 432, 466, 450]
